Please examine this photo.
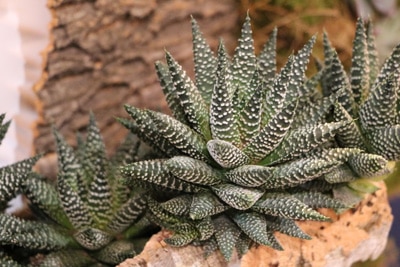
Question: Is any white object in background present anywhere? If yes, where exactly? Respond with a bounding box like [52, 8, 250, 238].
[0, 0, 50, 212]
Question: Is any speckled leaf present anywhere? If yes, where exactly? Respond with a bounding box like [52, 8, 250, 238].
[0, 114, 10, 145]
[292, 191, 348, 212]
[333, 102, 365, 148]
[207, 139, 250, 168]
[265, 216, 310, 239]
[38, 250, 95, 267]
[243, 100, 297, 162]
[333, 184, 364, 207]
[155, 61, 188, 124]
[196, 217, 215, 241]
[166, 51, 211, 139]
[231, 211, 282, 250]
[148, 110, 210, 162]
[213, 215, 241, 261]
[212, 183, 264, 210]
[348, 153, 389, 177]
[0, 156, 40, 206]
[262, 121, 348, 165]
[323, 164, 357, 183]
[190, 191, 229, 220]
[350, 18, 369, 105]
[124, 105, 181, 157]
[253, 193, 329, 221]
[258, 27, 277, 84]
[0, 214, 74, 250]
[23, 174, 72, 229]
[160, 195, 192, 216]
[231, 14, 256, 102]
[366, 126, 400, 161]
[225, 165, 274, 187]
[120, 160, 201, 193]
[73, 227, 113, 250]
[107, 194, 147, 234]
[191, 16, 217, 105]
[166, 156, 223, 185]
[366, 21, 379, 83]
[165, 229, 198, 247]
[265, 156, 342, 189]
[372, 43, 400, 94]
[359, 76, 397, 129]
[210, 41, 240, 145]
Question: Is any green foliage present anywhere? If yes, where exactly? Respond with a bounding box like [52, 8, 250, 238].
[0, 115, 152, 266]
[120, 15, 399, 261]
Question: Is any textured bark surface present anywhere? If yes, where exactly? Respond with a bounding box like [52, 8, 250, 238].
[118, 182, 392, 267]
[34, 0, 238, 155]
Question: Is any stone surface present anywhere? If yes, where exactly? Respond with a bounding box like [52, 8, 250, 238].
[118, 182, 392, 267]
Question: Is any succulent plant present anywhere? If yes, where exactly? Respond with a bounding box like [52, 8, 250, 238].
[0, 115, 152, 266]
[120, 15, 394, 260]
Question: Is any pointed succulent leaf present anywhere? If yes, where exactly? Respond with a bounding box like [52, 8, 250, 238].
[95, 240, 136, 265]
[0, 155, 40, 206]
[210, 41, 240, 145]
[324, 164, 357, 183]
[166, 156, 223, 185]
[298, 70, 323, 97]
[191, 16, 217, 105]
[366, 21, 379, 83]
[286, 35, 316, 100]
[244, 100, 297, 162]
[347, 180, 379, 194]
[165, 227, 199, 247]
[348, 153, 389, 177]
[166, 51, 211, 139]
[23, 174, 72, 229]
[225, 165, 274, 187]
[359, 76, 397, 129]
[333, 185, 364, 207]
[333, 102, 365, 148]
[155, 61, 189, 124]
[73, 227, 113, 250]
[321, 32, 335, 95]
[0, 214, 74, 250]
[124, 105, 181, 157]
[350, 18, 369, 105]
[366, 126, 400, 161]
[231, 211, 282, 250]
[207, 139, 250, 168]
[262, 121, 348, 164]
[265, 216, 310, 239]
[262, 55, 292, 124]
[148, 110, 210, 162]
[213, 215, 241, 261]
[235, 234, 252, 258]
[265, 157, 342, 189]
[238, 84, 264, 144]
[212, 183, 264, 210]
[57, 174, 93, 229]
[326, 49, 355, 115]
[120, 160, 201, 193]
[231, 14, 256, 102]
[160, 195, 192, 216]
[190, 191, 229, 220]
[292, 191, 348, 212]
[107, 193, 147, 234]
[253, 193, 329, 221]
[258, 27, 277, 84]
[372, 43, 400, 92]
[196, 217, 215, 241]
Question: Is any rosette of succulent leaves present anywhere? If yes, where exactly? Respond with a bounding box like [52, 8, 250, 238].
[120, 15, 397, 261]
[0, 115, 153, 267]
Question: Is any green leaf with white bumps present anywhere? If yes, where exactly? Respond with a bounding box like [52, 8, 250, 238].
[207, 139, 250, 168]
[366, 21, 379, 83]
[292, 191, 348, 212]
[253, 193, 329, 221]
[166, 51, 212, 139]
[265, 216, 310, 239]
[231, 211, 282, 250]
[213, 215, 241, 261]
[225, 165, 274, 187]
[258, 27, 277, 84]
[348, 153, 389, 177]
[212, 183, 264, 210]
[190, 191, 229, 220]
[166, 156, 223, 185]
[366, 126, 400, 161]
[160, 194, 192, 216]
[191, 16, 217, 105]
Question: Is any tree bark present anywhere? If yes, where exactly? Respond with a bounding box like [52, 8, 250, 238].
[34, 0, 238, 157]
[118, 182, 393, 267]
